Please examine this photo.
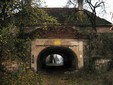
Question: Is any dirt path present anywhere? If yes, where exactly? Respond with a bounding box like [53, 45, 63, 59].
[37, 70, 79, 85]
[36, 70, 111, 85]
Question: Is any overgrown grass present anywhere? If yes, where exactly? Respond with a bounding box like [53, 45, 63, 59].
[1, 65, 113, 85]
[65, 69, 113, 85]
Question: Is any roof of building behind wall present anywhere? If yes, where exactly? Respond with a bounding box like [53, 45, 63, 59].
[42, 8, 111, 26]
[24, 8, 112, 39]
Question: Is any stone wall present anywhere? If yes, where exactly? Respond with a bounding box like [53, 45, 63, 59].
[31, 39, 87, 71]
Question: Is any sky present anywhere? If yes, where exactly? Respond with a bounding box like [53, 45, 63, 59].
[42, 0, 113, 24]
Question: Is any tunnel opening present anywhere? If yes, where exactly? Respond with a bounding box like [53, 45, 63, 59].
[45, 54, 64, 66]
[37, 46, 78, 72]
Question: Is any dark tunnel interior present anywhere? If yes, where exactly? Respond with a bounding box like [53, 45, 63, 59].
[37, 46, 78, 72]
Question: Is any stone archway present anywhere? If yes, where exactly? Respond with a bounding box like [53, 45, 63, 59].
[37, 46, 78, 71]
[31, 39, 85, 72]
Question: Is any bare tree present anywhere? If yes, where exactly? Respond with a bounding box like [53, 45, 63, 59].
[66, 0, 83, 10]
[84, 0, 105, 32]
[66, 0, 106, 32]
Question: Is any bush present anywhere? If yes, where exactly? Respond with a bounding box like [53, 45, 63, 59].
[1, 63, 43, 85]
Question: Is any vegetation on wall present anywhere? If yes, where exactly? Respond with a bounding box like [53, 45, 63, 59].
[90, 33, 113, 58]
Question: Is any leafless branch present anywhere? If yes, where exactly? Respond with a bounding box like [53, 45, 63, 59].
[65, 0, 77, 7]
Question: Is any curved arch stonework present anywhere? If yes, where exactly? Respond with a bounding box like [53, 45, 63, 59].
[31, 39, 86, 71]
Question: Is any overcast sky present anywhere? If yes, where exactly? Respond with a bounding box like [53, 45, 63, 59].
[43, 0, 113, 24]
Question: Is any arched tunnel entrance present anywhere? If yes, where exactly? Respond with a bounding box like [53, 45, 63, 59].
[37, 46, 78, 71]
[31, 39, 85, 72]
